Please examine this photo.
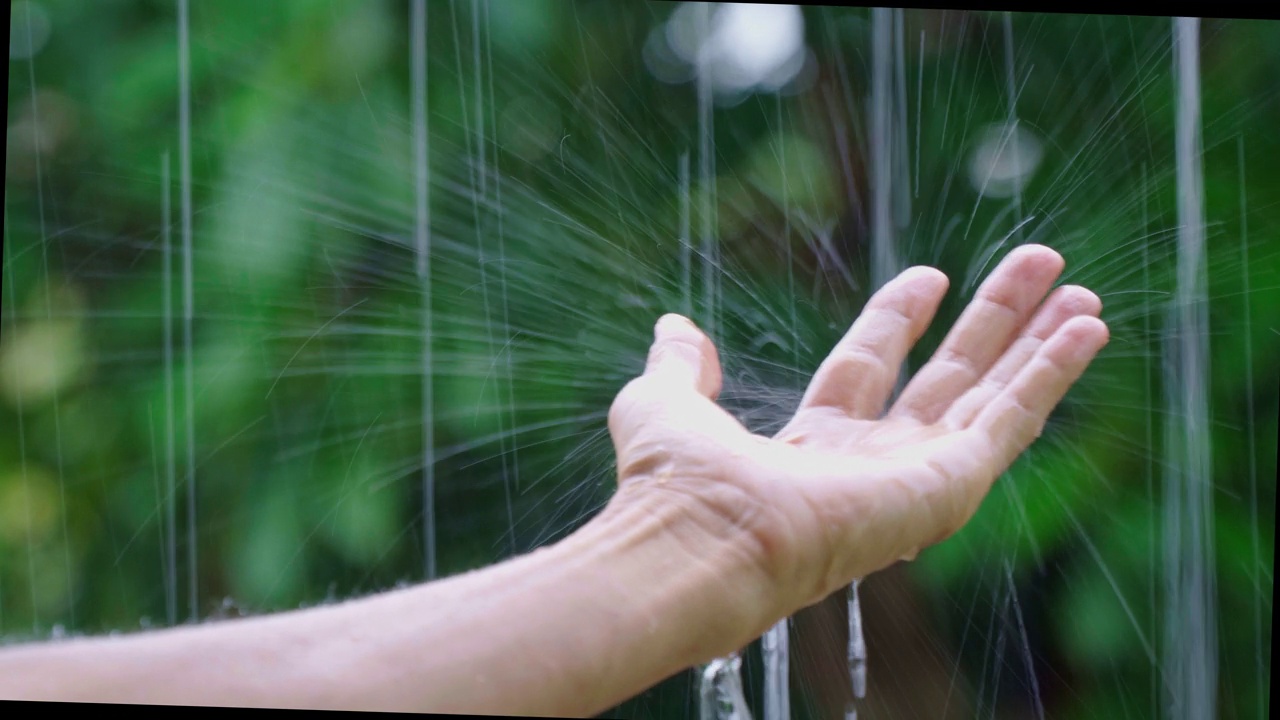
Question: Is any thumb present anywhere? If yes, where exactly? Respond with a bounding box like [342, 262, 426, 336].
[644, 314, 723, 400]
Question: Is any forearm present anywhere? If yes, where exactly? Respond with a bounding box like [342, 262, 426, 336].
[0, 491, 775, 717]
[401, 493, 777, 716]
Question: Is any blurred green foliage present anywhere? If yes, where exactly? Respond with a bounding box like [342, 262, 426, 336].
[3, 2, 1277, 718]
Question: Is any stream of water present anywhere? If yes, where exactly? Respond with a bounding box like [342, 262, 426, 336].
[1166, 16, 1217, 720]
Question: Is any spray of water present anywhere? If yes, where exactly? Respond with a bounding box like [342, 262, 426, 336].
[2, 5, 1276, 719]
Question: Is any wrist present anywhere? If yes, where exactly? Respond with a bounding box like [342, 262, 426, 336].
[565, 483, 783, 665]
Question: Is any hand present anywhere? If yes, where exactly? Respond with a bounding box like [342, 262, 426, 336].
[605, 244, 1109, 628]
[0, 247, 1107, 717]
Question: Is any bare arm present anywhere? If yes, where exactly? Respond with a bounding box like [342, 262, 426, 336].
[2, 494, 771, 716]
[0, 244, 1108, 717]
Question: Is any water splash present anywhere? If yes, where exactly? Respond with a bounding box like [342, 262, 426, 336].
[700, 652, 753, 720]
[844, 577, 867, 720]
[1, 7, 1273, 718]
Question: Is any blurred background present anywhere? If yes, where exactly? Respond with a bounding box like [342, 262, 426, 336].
[3, 2, 1276, 718]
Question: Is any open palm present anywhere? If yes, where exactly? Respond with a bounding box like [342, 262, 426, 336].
[606, 244, 1109, 618]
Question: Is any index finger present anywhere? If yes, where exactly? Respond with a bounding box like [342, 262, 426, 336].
[798, 266, 949, 419]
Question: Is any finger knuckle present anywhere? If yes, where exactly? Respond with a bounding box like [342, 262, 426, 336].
[976, 289, 1022, 318]
[608, 377, 651, 429]
[831, 346, 884, 376]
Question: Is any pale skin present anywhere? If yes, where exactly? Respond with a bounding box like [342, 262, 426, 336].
[0, 245, 1108, 717]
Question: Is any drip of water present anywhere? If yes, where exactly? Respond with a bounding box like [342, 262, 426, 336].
[1236, 135, 1264, 720]
[450, 0, 516, 554]
[1165, 16, 1217, 720]
[680, 151, 692, 318]
[844, 577, 867, 719]
[484, 0, 521, 531]
[472, 0, 486, 200]
[892, 8, 910, 232]
[762, 619, 790, 720]
[696, 4, 740, 716]
[763, 95, 793, 720]
[869, 7, 898, 288]
[697, 1, 718, 338]
[913, 29, 923, 200]
[1141, 163, 1157, 714]
[177, 0, 197, 624]
[24, 0, 74, 631]
[1001, 12, 1025, 244]
[161, 152, 177, 627]
[1006, 563, 1046, 720]
[411, 0, 435, 580]
[3, 202, 40, 634]
[700, 652, 753, 720]
[843, 8, 910, 714]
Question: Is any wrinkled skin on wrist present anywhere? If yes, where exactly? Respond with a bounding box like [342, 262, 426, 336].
[605, 245, 1109, 632]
